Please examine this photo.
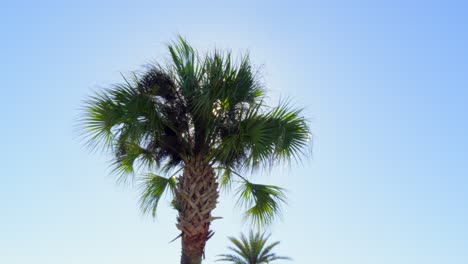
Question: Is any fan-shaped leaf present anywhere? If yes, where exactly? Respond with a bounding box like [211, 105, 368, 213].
[139, 174, 177, 217]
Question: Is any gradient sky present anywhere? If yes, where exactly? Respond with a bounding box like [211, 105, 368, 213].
[1, 1, 468, 263]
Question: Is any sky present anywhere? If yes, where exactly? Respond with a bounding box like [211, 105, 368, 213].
[1, 1, 468, 263]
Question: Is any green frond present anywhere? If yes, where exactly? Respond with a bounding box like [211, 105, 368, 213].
[259, 240, 280, 258]
[239, 115, 277, 169]
[212, 99, 310, 172]
[217, 231, 290, 264]
[80, 90, 122, 150]
[226, 54, 264, 106]
[111, 144, 140, 177]
[266, 100, 311, 162]
[80, 64, 188, 185]
[218, 168, 234, 191]
[80, 78, 166, 148]
[195, 52, 264, 122]
[216, 254, 246, 264]
[139, 173, 177, 217]
[250, 231, 267, 262]
[229, 235, 251, 259]
[168, 36, 201, 98]
[111, 142, 157, 183]
[214, 133, 246, 168]
[245, 101, 310, 169]
[236, 180, 287, 227]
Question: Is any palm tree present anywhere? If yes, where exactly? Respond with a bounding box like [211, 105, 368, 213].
[217, 231, 291, 264]
[80, 37, 310, 264]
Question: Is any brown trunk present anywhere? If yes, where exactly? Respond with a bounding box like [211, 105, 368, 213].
[175, 157, 219, 264]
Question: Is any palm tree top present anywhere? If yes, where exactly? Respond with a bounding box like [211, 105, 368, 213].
[80, 36, 311, 226]
[217, 231, 291, 264]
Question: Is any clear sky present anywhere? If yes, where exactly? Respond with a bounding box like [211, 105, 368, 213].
[1, 1, 467, 263]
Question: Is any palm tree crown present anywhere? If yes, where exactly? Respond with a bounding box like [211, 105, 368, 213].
[217, 231, 291, 264]
[80, 37, 310, 264]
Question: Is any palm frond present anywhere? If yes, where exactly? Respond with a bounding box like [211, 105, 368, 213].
[168, 36, 201, 98]
[80, 65, 189, 184]
[216, 254, 246, 264]
[236, 180, 287, 227]
[230, 235, 251, 260]
[217, 231, 290, 264]
[266, 100, 311, 162]
[81, 78, 165, 148]
[250, 231, 267, 262]
[258, 240, 291, 263]
[80, 89, 123, 151]
[218, 168, 234, 191]
[211, 99, 310, 173]
[224, 54, 264, 107]
[139, 173, 177, 217]
[244, 101, 310, 170]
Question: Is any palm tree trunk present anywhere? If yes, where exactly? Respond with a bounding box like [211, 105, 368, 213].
[175, 157, 219, 264]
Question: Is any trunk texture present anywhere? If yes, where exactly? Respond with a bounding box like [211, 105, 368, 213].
[175, 157, 219, 264]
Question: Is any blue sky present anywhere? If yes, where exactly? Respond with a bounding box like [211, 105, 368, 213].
[1, 1, 467, 263]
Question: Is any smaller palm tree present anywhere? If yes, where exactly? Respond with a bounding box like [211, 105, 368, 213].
[217, 231, 291, 264]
